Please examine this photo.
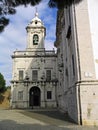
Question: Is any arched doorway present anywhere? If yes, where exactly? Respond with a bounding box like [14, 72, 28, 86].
[29, 87, 41, 107]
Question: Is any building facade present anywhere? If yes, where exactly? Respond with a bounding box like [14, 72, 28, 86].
[11, 12, 58, 109]
[55, 0, 98, 126]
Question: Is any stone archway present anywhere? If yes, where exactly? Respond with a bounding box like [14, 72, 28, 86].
[29, 86, 41, 107]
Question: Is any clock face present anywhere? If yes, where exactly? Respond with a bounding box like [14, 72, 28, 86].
[33, 34, 39, 45]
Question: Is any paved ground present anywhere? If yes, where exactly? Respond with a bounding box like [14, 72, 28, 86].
[0, 108, 98, 130]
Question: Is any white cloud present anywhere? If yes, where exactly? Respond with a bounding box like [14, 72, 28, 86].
[45, 39, 56, 50]
[0, 2, 57, 86]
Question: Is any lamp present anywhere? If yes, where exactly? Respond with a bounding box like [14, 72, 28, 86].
[24, 75, 30, 87]
[41, 71, 45, 81]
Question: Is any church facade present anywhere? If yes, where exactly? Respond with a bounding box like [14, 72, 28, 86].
[55, 0, 98, 126]
[11, 12, 58, 109]
[11, 0, 98, 126]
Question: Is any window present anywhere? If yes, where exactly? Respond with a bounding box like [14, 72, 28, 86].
[68, 6, 71, 25]
[33, 34, 39, 45]
[72, 55, 75, 76]
[32, 70, 38, 81]
[18, 91, 23, 100]
[47, 91, 52, 99]
[66, 26, 71, 39]
[46, 70, 51, 81]
[66, 68, 68, 77]
[19, 70, 24, 80]
[66, 6, 71, 39]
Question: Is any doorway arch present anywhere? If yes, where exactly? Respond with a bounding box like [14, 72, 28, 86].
[29, 87, 41, 107]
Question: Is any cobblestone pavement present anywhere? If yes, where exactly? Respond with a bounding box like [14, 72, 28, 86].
[0, 109, 98, 130]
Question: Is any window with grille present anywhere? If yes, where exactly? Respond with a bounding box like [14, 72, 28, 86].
[46, 70, 51, 81]
[18, 91, 23, 100]
[47, 91, 52, 99]
[19, 70, 24, 80]
[32, 70, 38, 81]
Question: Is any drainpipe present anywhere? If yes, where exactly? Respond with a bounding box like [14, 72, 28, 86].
[73, 3, 82, 125]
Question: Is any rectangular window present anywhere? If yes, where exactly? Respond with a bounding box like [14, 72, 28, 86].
[66, 26, 71, 39]
[46, 70, 51, 81]
[47, 91, 52, 99]
[19, 70, 24, 80]
[68, 7, 71, 25]
[32, 70, 38, 81]
[72, 55, 75, 76]
[18, 91, 23, 100]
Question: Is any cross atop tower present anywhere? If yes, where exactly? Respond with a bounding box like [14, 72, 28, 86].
[35, 7, 38, 17]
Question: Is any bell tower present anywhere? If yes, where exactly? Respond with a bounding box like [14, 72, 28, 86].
[26, 9, 46, 50]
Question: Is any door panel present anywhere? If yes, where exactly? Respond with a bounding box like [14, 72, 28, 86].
[29, 87, 40, 107]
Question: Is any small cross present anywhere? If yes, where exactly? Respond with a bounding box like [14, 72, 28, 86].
[35, 7, 38, 17]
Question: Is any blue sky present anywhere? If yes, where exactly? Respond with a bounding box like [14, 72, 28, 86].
[0, 1, 57, 86]
[0, 0, 98, 86]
